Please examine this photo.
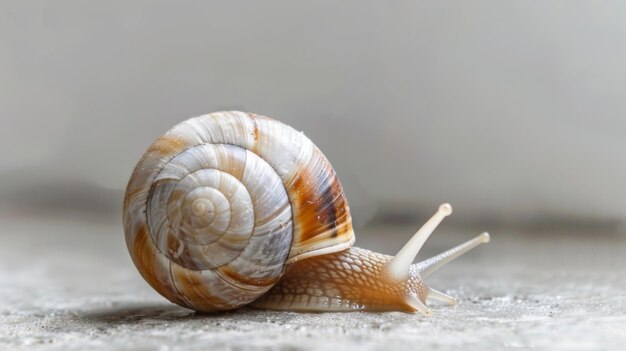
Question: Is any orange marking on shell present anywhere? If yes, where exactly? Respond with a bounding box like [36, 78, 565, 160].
[291, 171, 326, 242]
[249, 114, 260, 154]
[123, 185, 142, 210]
[290, 166, 351, 243]
[124, 170, 152, 210]
[253, 123, 259, 142]
[149, 135, 188, 156]
[327, 176, 351, 239]
[132, 226, 184, 305]
[125, 135, 188, 209]
[171, 268, 232, 312]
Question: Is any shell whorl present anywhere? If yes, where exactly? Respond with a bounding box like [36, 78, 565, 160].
[123, 111, 354, 311]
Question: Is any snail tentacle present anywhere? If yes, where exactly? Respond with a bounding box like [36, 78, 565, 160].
[416, 232, 491, 278]
[384, 203, 452, 282]
[405, 294, 432, 316]
[427, 288, 458, 305]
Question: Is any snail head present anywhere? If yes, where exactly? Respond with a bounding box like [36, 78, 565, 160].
[383, 204, 490, 315]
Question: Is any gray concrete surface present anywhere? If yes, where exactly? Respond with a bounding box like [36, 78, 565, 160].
[1, 210, 625, 350]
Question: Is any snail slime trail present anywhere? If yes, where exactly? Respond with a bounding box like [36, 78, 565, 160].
[123, 111, 490, 315]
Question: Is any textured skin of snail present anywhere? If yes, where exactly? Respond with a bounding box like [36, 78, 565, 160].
[252, 248, 428, 312]
[124, 111, 485, 314]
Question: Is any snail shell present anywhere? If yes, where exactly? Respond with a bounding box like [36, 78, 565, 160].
[123, 111, 354, 311]
[124, 111, 490, 315]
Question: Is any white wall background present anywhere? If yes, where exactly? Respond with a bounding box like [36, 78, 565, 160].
[2, 1, 625, 228]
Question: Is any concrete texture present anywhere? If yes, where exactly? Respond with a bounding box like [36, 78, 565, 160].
[1, 210, 625, 350]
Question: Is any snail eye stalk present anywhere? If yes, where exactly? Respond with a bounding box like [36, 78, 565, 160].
[384, 203, 453, 282]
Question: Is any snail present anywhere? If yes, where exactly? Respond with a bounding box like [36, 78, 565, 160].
[123, 111, 489, 316]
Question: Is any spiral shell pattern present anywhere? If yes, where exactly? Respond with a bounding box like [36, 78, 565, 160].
[123, 111, 354, 311]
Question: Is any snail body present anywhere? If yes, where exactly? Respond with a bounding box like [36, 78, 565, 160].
[123, 111, 489, 315]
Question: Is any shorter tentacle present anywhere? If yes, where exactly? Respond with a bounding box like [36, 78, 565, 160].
[427, 288, 458, 305]
[406, 295, 432, 316]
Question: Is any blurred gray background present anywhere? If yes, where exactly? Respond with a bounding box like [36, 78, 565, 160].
[2, 0, 625, 230]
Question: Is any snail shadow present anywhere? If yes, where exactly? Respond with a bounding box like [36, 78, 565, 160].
[78, 303, 242, 325]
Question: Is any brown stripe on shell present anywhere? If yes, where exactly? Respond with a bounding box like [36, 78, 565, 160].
[289, 155, 351, 244]
[131, 226, 185, 306]
[170, 266, 236, 312]
[322, 174, 351, 239]
[124, 135, 188, 210]
[290, 170, 331, 242]
[149, 134, 189, 156]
